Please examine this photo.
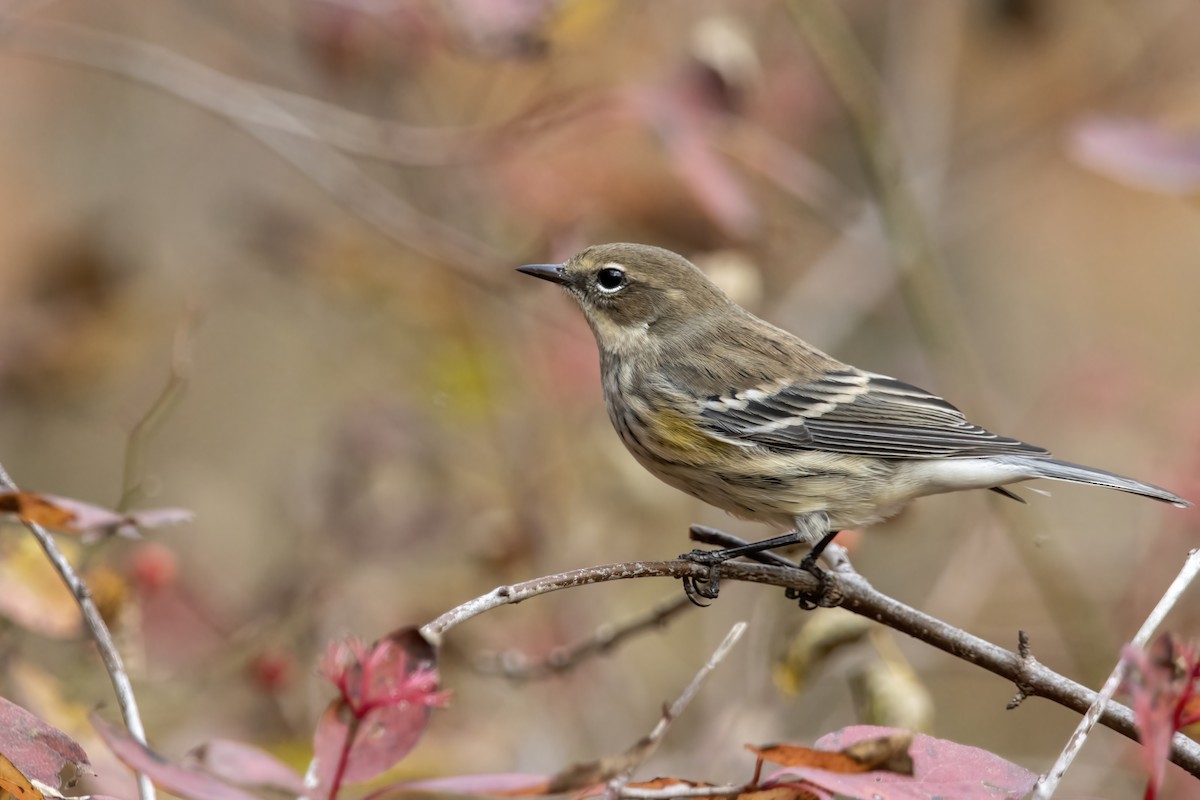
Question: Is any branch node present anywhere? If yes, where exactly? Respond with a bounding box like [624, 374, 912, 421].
[1008, 630, 1040, 708]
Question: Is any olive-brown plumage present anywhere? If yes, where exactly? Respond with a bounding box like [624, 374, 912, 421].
[519, 243, 1189, 546]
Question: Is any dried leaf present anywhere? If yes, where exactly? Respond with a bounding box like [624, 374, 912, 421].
[774, 608, 873, 695]
[840, 732, 914, 775]
[848, 661, 934, 733]
[0, 538, 82, 638]
[748, 744, 873, 776]
[0, 490, 192, 539]
[0, 752, 44, 800]
[738, 786, 825, 800]
[757, 726, 1035, 800]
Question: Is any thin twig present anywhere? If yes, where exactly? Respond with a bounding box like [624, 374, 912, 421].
[0, 462, 156, 800]
[787, 0, 1130, 683]
[475, 592, 693, 681]
[420, 533, 1200, 778]
[118, 310, 198, 512]
[603, 623, 747, 800]
[1032, 547, 1200, 798]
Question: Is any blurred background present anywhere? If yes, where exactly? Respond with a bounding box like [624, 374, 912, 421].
[0, 0, 1198, 796]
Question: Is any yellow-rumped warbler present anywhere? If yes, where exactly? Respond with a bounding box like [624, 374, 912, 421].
[519, 243, 1190, 598]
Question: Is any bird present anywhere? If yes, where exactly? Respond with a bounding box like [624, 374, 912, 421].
[518, 243, 1190, 602]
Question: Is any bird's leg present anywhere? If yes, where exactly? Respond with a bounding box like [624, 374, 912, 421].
[679, 513, 832, 605]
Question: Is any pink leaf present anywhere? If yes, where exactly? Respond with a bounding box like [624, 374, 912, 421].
[189, 739, 305, 794]
[762, 725, 1036, 800]
[1068, 117, 1200, 195]
[365, 772, 552, 799]
[0, 696, 91, 789]
[312, 626, 446, 797]
[91, 714, 259, 800]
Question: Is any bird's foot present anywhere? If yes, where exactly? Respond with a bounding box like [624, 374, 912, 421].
[678, 548, 729, 606]
[782, 529, 844, 609]
[784, 549, 844, 609]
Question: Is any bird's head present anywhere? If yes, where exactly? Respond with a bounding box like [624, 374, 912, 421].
[518, 243, 731, 353]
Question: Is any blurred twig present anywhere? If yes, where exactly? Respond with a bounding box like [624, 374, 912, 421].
[786, 0, 980, 384]
[118, 310, 198, 512]
[787, 0, 1121, 679]
[0, 461, 156, 800]
[719, 123, 861, 229]
[420, 529, 1200, 778]
[602, 622, 747, 800]
[1033, 547, 1200, 798]
[0, 18, 510, 286]
[474, 592, 693, 681]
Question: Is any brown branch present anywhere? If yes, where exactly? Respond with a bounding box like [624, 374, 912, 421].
[421, 531, 1200, 779]
[0, 462, 157, 800]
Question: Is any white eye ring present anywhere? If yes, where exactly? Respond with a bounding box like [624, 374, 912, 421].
[596, 265, 627, 293]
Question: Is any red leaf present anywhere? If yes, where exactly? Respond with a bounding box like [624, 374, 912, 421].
[761, 725, 1035, 800]
[91, 714, 259, 800]
[0, 696, 91, 789]
[189, 739, 305, 794]
[1122, 635, 1200, 799]
[312, 627, 446, 797]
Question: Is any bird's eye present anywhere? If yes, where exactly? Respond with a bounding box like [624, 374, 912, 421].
[596, 267, 627, 292]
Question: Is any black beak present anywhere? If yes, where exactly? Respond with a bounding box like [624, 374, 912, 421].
[517, 263, 570, 286]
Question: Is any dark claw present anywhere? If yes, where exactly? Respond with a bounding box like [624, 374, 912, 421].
[790, 551, 830, 610]
[681, 574, 713, 607]
[679, 549, 724, 605]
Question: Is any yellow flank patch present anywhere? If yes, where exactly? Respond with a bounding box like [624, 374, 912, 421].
[646, 407, 729, 454]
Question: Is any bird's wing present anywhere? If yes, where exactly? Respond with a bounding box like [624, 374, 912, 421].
[695, 368, 1049, 459]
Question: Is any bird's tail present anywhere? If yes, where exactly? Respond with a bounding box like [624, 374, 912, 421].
[1005, 456, 1192, 508]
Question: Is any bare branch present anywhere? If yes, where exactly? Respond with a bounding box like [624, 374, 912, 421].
[0, 462, 157, 800]
[1033, 547, 1200, 798]
[421, 532, 1200, 779]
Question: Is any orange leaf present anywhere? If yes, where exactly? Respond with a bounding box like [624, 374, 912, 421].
[737, 787, 822, 800]
[0, 490, 191, 539]
[0, 752, 45, 800]
[747, 744, 867, 775]
[747, 732, 913, 776]
[0, 492, 77, 530]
